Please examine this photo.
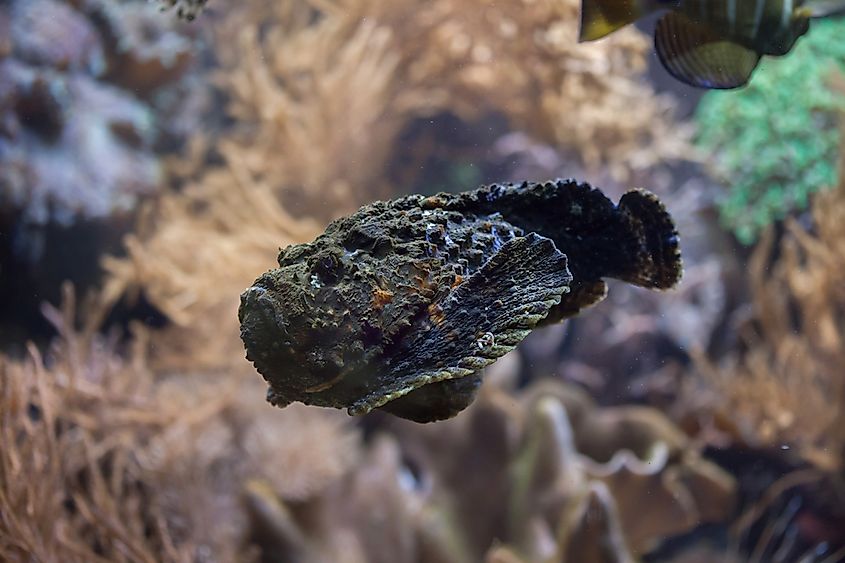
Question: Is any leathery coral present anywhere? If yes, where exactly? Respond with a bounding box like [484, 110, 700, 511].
[0, 0, 213, 346]
[234, 365, 735, 562]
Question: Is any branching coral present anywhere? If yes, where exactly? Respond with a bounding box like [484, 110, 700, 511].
[0, 285, 361, 561]
[688, 146, 845, 472]
[0, 288, 205, 561]
[2, 284, 733, 562]
[352, 0, 690, 175]
[100, 161, 321, 370]
[209, 0, 688, 209]
[695, 18, 845, 243]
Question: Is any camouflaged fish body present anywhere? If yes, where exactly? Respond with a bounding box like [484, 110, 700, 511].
[239, 180, 682, 423]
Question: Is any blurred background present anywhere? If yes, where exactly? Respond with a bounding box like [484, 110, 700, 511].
[1, 0, 844, 561]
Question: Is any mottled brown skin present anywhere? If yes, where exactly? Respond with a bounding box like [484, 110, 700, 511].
[239, 180, 682, 423]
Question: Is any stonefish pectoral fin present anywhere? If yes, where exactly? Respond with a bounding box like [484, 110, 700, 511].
[355, 233, 573, 422]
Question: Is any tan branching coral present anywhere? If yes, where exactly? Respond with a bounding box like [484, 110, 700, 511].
[9, 297, 721, 563]
[0, 288, 208, 561]
[210, 0, 688, 210]
[0, 285, 361, 561]
[100, 162, 321, 370]
[689, 163, 845, 471]
[207, 0, 407, 214]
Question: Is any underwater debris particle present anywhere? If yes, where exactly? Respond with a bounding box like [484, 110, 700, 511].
[239, 180, 682, 423]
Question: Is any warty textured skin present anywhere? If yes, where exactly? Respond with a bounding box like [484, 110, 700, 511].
[239, 180, 683, 422]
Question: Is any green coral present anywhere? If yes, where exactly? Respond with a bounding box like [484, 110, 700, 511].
[695, 18, 845, 244]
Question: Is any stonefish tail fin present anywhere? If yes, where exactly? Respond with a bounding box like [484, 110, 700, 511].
[615, 188, 682, 290]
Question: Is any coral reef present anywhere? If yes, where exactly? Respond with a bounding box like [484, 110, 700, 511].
[1, 286, 735, 562]
[204, 0, 688, 215]
[10, 0, 839, 560]
[695, 18, 845, 243]
[688, 167, 845, 472]
[0, 285, 360, 561]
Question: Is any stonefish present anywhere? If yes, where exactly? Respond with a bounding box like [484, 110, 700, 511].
[239, 180, 682, 423]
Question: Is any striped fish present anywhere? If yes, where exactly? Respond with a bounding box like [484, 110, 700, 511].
[579, 0, 845, 88]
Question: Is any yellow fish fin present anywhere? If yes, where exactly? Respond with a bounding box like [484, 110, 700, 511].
[579, 0, 650, 42]
[654, 12, 760, 89]
[798, 0, 845, 18]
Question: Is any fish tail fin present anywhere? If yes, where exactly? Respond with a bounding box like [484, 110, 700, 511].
[615, 189, 683, 289]
[480, 180, 682, 291]
[654, 12, 759, 89]
[579, 0, 658, 41]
